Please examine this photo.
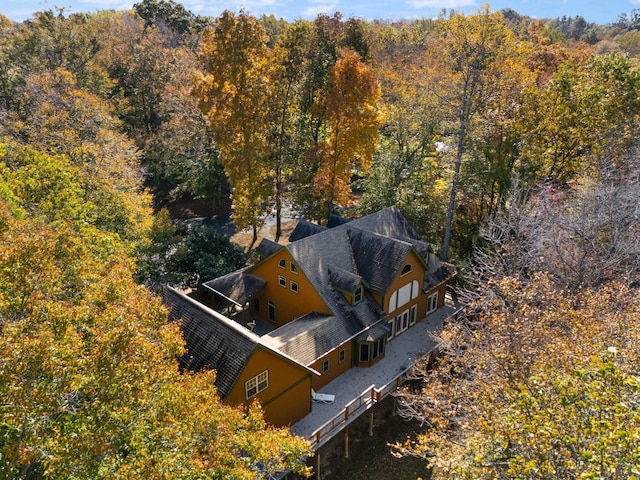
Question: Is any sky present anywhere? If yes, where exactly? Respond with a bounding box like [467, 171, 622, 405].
[2, 0, 640, 26]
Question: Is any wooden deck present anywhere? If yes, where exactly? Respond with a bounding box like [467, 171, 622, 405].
[289, 298, 463, 450]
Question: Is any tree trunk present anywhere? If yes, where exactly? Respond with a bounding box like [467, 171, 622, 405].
[441, 111, 467, 262]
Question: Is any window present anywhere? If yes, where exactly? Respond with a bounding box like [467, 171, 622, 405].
[322, 359, 330, 373]
[245, 370, 268, 399]
[354, 286, 363, 304]
[372, 337, 384, 359]
[290, 262, 298, 274]
[427, 292, 438, 313]
[253, 298, 260, 313]
[339, 349, 346, 363]
[409, 305, 417, 325]
[395, 310, 409, 335]
[290, 280, 299, 293]
[278, 258, 286, 268]
[278, 275, 286, 287]
[268, 301, 276, 322]
[401, 264, 413, 276]
[359, 343, 369, 362]
[387, 318, 395, 340]
[322, 359, 329, 373]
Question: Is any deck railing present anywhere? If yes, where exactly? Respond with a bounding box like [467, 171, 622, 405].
[307, 302, 464, 450]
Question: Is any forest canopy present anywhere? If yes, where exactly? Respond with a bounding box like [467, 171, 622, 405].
[1, 1, 640, 478]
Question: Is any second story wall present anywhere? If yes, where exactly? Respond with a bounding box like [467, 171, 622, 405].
[250, 250, 330, 328]
[382, 250, 429, 340]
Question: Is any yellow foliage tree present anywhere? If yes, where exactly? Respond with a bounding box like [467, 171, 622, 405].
[194, 10, 272, 249]
[0, 143, 312, 478]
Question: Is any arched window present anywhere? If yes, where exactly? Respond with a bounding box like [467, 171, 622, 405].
[278, 258, 286, 268]
[401, 264, 413, 276]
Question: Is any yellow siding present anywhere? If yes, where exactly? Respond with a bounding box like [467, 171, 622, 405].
[227, 346, 311, 427]
[309, 342, 352, 390]
[250, 250, 330, 328]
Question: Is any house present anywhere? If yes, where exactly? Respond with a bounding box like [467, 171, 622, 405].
[165, 207, 456, 427]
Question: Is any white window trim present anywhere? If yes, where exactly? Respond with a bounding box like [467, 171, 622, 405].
[322, 359, 330, 373]
[278, 275, 286, 287]
[290, 280, 299, 293]
[427, 292, 438, 314]
[245, 370, 268, 400]
[354, 285, 363, 304]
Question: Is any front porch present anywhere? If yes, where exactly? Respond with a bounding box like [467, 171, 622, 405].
[289, 296, 463, 451]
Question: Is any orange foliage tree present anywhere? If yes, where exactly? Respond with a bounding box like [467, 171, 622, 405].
[309, 49, 383, 222]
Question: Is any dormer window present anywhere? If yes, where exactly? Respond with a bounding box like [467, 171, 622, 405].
[401, 264, 413, 276]
[354, 286, 363, 304]
[278, 258, 286, 269]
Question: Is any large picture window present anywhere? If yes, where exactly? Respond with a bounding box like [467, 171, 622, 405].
[245, 370, 268, 399]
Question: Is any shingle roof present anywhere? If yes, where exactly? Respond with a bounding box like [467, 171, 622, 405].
[255, 238, 283, 257]
[348, 206, 431, 257]
[424, 259, 457, 291]
[263, 296, 383, 366]
[356, 321, 391, 342]
[202, 269, 266, 306]
[348, 228, 413, 293]
[328, 214, 350, 228]
[328, 265, 363, 293]
[288, 219, 327, 242]
[163, 287, 258, 399]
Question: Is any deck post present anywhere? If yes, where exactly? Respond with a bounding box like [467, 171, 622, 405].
[344, 426, 349, 458]
[369, 406, 374, 437]
[316, 450, 321, 480]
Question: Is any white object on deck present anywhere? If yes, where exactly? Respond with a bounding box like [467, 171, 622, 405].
[312, 389, 335, 404]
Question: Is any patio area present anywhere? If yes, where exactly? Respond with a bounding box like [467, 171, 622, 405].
[289, 299, 462, 450]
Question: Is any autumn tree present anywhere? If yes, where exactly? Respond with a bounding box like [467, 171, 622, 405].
[359, 19, 447, 241]
[307, 49, 383, 222]
[2, 68, 151, 246]
[194, 10, 272, 249]
[518, 52, 640, 185]
[393, 275, 640, 479]
[432, 6, 532, 261]
[0, 142, 312, 478]
[264, 21, 311, 241]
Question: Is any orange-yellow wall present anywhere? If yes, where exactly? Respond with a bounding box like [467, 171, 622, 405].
[309, 341, 352, 390]
[250, 250, 330, 328]
[385, 250, 427, 316]
[227, 346, 311, 427]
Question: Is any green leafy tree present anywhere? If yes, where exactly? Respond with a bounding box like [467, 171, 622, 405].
[169, 223, 246, 289]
